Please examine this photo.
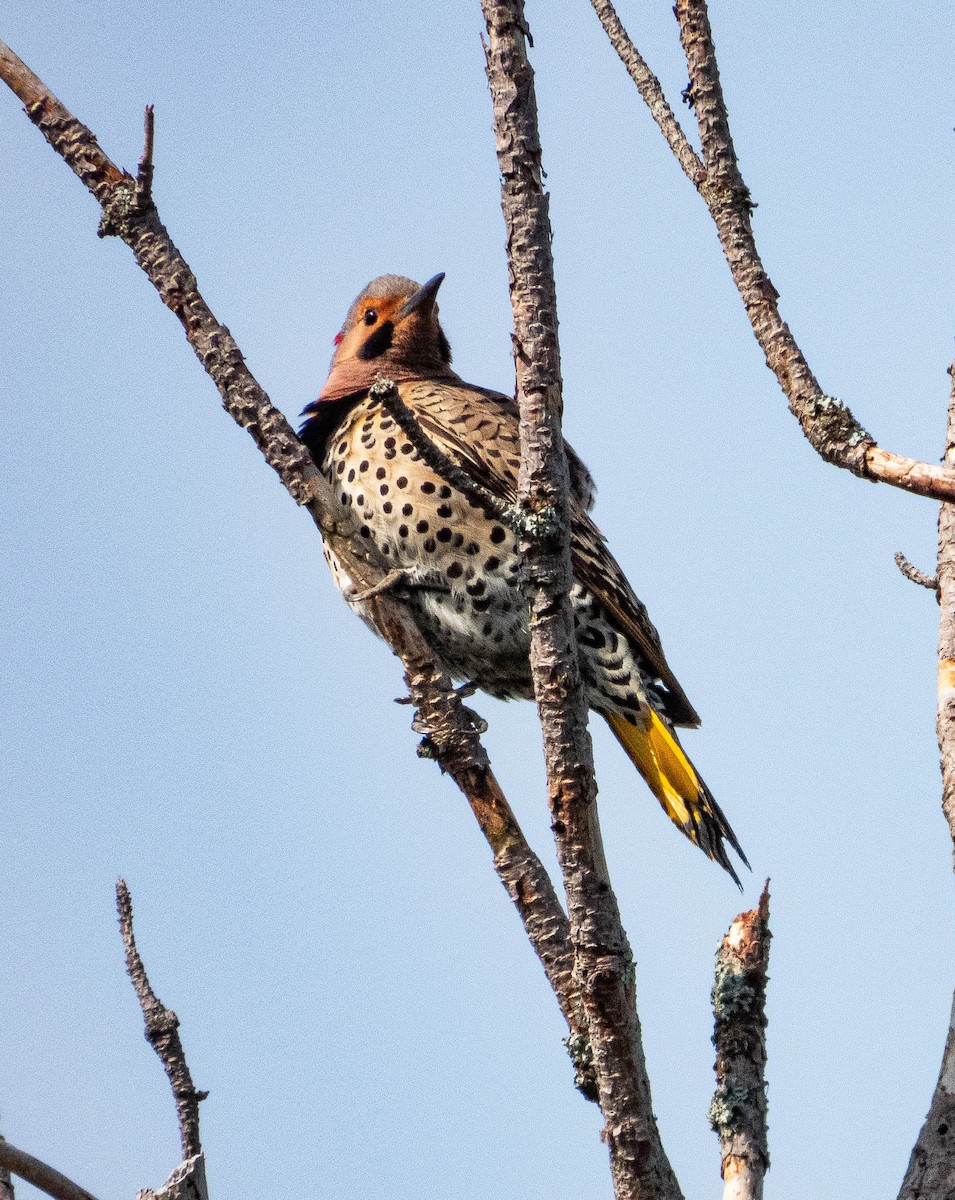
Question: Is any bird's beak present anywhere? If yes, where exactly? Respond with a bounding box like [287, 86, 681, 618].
[396, 272, 445, 321]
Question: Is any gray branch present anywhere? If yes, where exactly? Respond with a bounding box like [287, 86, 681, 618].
[709, 883, 771, 1200]
[117, 881, 206, 1160]
[481, 4, 681, 1197]
[0, 1143, 99, 1200]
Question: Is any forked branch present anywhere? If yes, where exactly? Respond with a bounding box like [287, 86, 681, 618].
[589, 0, 955, 504]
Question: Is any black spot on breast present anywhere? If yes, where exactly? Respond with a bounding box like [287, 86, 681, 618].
[398, 525, 409, 538]
[424, 538, 436, 552]
[376, 467, 386, 480]
[489, 526, 506, 544]
[383, 501, 393, 514]
[421, 481, 436, 494]
[416, 520, 429, 534]
[397, 477, 408, 489]
[402, 503, 413, 517]
[437, 504, 453, 519]
[447, 561, 464, 579]
[436, 528, 453, 543]
[484, 556, 500, 572]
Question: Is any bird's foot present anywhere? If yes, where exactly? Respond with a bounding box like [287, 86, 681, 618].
[346, 567, 451, 605]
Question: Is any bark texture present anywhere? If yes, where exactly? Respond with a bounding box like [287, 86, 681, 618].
[0, 38, 596, 1095]
[481, 5, 682, 1197]
[709, 885, 771, 1200]
[589, 0, 955, 504]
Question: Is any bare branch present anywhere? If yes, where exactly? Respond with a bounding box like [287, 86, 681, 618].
[709, 883, 771, 1200]
[900, 361, 955, 1197]
[588, 5, 955, 503]
[481, 4, 681, 1197]
[117, 881, 205, 1160]
[894, 552, 938, 592]
[0, 38, 595, 1096]
[0, 1143, 99, 1200]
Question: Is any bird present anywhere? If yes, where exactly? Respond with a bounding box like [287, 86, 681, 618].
[300, 272, 747, 884]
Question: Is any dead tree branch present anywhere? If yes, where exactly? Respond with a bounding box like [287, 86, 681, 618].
[898, 361, 955, 1198]
[0, 1143, 99, 1200]
[481, 4, 681, 1197]
[895, 552, 939, 593]
[589, 0, 955, 505]
[117, 880, 206, 1160]
[0, 38, 596, 1096]
[709, 884, 771, 1200]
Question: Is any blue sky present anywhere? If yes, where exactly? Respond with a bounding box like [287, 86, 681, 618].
[2, 3, 954, 1197]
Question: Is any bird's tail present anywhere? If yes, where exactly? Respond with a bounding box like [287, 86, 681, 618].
[602, 708, 748, 887]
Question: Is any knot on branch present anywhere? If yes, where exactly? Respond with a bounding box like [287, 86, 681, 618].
[564, 1031, 599, 1102]
[802, 392, 874, 476]
[699, 178, 755, 216]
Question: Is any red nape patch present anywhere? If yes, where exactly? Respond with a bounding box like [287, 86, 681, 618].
[333, 331, 344, 345]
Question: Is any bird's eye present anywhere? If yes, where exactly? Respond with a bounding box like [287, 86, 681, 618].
[363, 308, 378, 326]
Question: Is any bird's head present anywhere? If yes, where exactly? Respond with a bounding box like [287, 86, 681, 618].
[318, 273, 454, 402]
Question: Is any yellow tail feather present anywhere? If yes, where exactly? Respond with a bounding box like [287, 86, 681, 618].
[602, 708, 746, 885]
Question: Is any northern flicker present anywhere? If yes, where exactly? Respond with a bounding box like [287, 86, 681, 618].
[300, 273, 747, 884]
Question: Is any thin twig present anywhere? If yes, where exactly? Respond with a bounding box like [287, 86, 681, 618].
[588, 0, 704, 186]
[897, 358, 955, 1198]
[0, 38, 595, 1096]
[709, 883, 771, 1200]
[894, 551, 938, 592]
[0, 1143, 99, 1200]
[481, 4, 681, 1197]
[117, 881, 206, 1160]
